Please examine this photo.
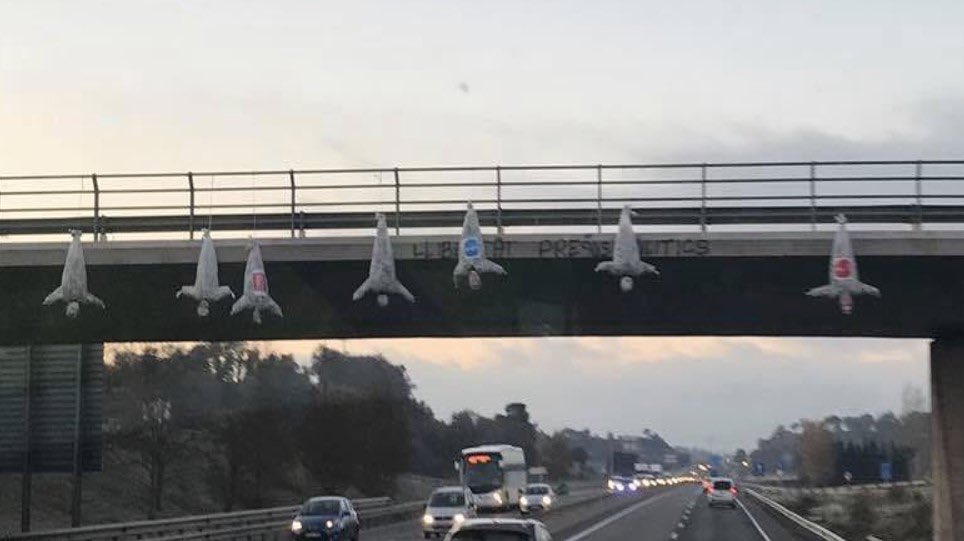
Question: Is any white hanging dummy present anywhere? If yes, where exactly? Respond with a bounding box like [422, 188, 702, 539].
[452, 202, 506, 289]
[231, 241, 283, 323]
[806, 214, 880, 314]
[352, 213, 415, 307]
[43, 229, 105, 317]
[176, 229, 234, 316]
[595, 205, 659, 292]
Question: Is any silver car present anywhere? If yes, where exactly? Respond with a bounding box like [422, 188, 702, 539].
[519, 483, 556, 514]
[444, 518, 552, 541]
[423, 487, 477, 538]
[706, 477, 738, 509]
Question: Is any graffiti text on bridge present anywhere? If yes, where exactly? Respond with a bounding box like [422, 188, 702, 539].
[410, 237, 711, 259]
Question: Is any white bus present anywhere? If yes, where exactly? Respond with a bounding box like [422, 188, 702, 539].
[458, 444, 527, 512]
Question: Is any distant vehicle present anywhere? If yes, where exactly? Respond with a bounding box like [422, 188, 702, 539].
[606, 475, 639, 493]
[291, 496, 360, 541]
[443, 518, 552, 541]
[519, 483, 556, 514]
[458, 445, 527, 511]
[423, 486, 477, 538]
[705, 477, 738, 509]
[608, 451, 639, 493]
[635, 473, 656, 487]
[527, 466, 549, 484]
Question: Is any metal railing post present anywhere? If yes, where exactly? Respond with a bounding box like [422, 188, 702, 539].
[289, 170, 296, 238]
[809, 162, 817, 231]
[596, 165, 603, 233]
[700, 164, 708, 233]
[393, 168, 401, 234]
[496, 166, 503, 235]
[187, 172, 195, 240]
[91, 173, 100, 240]
[915, 160, 923, 230]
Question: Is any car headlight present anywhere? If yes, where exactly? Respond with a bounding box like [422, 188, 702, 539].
[291, 519, 303, 533]
[325, 519, 334, 529]
[607, 480, 615, 490]
[519, 496, 529, 506]
[493, 492, 503, 504]
[542, 495, 551, 506]
[629, 482, 638, 491]
[422, 514, 434, 525]
[454, 513, 466, 523]
[615, 482, 624, 491]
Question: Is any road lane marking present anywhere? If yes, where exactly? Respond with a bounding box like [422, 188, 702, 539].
[563, 490, 678, 541]
[736, 498, 773, 541]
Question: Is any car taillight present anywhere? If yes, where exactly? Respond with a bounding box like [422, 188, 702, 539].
[730, 487, 738, 495]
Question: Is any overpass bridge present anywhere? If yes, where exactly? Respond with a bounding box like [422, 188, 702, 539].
[3, 159, 964, 343]
[5, 159, 964, 538]
[2, 229, 964, 344]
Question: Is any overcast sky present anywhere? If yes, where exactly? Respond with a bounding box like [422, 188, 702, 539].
[4, 1, 955, 450]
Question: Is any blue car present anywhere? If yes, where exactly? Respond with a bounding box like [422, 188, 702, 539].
[291, 496, 360, 540]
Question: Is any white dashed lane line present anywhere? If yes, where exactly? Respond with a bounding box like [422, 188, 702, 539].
[562, 490, 679, 541]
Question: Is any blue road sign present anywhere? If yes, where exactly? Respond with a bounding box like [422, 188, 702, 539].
[880, 462, 893, 482]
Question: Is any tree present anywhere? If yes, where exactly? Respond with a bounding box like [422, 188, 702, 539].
[495, 403, 540, 464]
[112, 397, 190, 518]
[571, 447, 589, 476]
[799, 421, 837, 486]
[108, 347, 209, 517]
[299, 397, 410, 494]
[540, 433, 572, 480]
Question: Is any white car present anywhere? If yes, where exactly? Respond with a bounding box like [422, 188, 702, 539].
[423, 487, 477, 538]
[444, 518, 551, 541]
[705, 477, 738, 508]
[519, 483, 556, 514]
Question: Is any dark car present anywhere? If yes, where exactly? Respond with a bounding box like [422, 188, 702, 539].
[443, 518, 551, 541]
[291, 496, 360, 540]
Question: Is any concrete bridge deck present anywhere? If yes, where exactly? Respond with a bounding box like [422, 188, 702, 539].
[0, 230, 962, 344]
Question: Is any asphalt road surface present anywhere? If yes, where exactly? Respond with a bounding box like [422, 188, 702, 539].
[558, 486, 814, 541]
[362, 484, 821, 541]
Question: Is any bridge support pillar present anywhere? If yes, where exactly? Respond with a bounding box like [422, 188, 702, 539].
[931, 339, 964, 540]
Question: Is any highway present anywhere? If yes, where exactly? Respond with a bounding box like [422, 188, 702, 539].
[360, 485, 813, 541]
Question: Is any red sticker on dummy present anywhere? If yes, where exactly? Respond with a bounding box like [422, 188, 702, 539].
[833, 258, 853, 279]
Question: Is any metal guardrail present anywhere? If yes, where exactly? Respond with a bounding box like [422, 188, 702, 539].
[1, 496, 392, 541]
[147, 488, 612, 541]
[745, 480, 930, 498]
[3, 160, 964, 238]
[745, 488, 847, 541]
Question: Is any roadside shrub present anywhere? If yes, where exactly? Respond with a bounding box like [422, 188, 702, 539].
[793, 494, 819, 516]
[887, 485, 909, 503]
[844, 495, 877, 539]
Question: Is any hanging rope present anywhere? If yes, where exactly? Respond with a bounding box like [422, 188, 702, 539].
[251, 173, 257, 234]
[79, 176, 85, 235]
[207, 175, 214, 230]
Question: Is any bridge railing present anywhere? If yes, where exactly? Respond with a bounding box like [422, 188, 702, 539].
[3, 160, 964, 239]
